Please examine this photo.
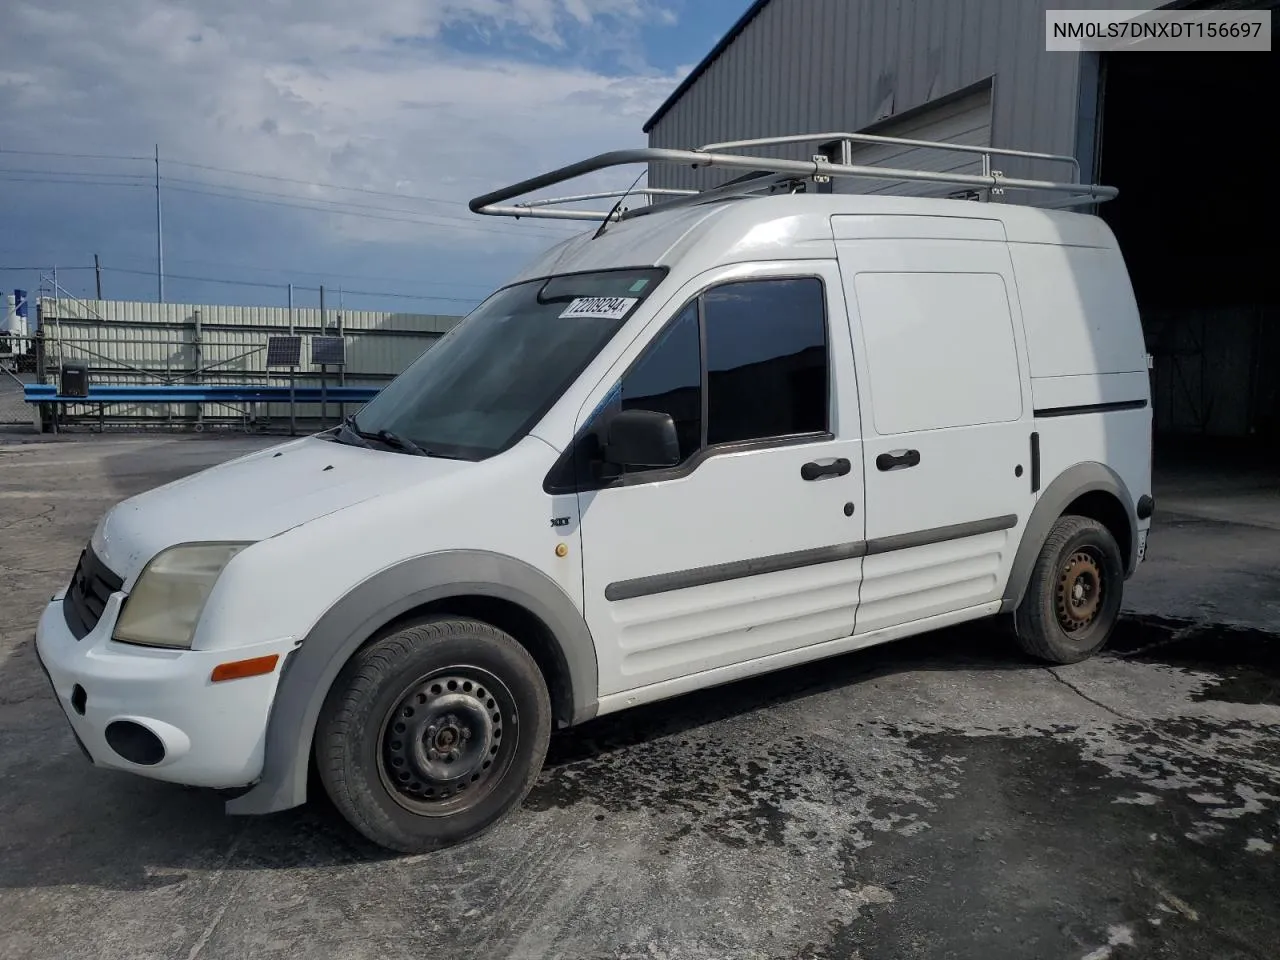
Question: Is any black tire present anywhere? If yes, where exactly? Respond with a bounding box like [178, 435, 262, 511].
[1013, 515, 1125, 665]
[316, 617, 551, 854]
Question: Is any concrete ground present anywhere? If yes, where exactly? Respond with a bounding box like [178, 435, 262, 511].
[0, 433, 1276, 960]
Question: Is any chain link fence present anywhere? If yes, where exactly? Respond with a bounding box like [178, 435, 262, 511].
[0, 335, 38, 428]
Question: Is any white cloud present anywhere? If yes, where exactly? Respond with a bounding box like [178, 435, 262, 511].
[0, 0, 685, 302]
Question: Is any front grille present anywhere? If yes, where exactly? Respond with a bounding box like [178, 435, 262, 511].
[63, 545, 124, 640]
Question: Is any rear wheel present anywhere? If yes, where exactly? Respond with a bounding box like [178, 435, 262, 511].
[1014, 515, 1124, 664]
[316, 617, 551, 854]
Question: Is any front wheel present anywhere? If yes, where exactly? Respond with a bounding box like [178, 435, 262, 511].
[1013, 515, 1125, 664]
[316, 617, 552, 853]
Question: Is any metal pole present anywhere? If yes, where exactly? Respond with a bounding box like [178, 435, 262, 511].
[288, 283, 296, 436]
[319, 284, 327, 427]
[35, 309, 49, 434]
[155, 144, 164, 303]
[337, 286, 345, 422]
[51, 267, 59, 433]
[192, 308, 203, 431]
[94, 254, 102, 299]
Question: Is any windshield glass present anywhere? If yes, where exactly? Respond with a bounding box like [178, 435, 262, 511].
[349, 267, 667, 460]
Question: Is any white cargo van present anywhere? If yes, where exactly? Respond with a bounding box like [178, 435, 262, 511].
[34, 136, 1153, 853]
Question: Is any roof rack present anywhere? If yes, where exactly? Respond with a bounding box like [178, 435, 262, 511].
[469, 132, 1117, 223]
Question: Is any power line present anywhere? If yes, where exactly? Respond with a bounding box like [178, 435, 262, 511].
[1, 255, 503, 294]
[0, 175, 149, 188]
[0, 146, 598, 284]
[0, 167, 151, 179]
[0, 265, 94, 271]
[0, 172, 579, 239]
[100, 265, 481, 302]
[103, 265, 291, 290]
[1, 262, 485, 303]
[0, 164, 577, 237]
[0, 148, 150, 161]
[0, 149, 482, 209]
[165, 158, 635, 215]
[325, 287, 481, 304]
[0, 170, 578, 239]
[157, 175, 579, 236]
[161, 183, 577, 239]
[0, 147, 630, 218]
[97, 252, 501, 292]
[165, 159, 472, 209]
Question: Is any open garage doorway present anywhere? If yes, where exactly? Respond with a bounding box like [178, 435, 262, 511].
[1094, 20, 1278, 467]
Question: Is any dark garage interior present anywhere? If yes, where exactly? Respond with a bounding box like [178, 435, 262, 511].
[1096, 33, 1278, 457]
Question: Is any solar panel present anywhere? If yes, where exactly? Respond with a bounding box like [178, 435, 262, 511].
[265, 335, 302, 368]
[311, 336, 346, 366]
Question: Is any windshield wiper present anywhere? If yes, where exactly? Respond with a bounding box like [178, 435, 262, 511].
[331, 414, 372, 448]
[373, 429, 428, 457]
[336, 415, 429, 457]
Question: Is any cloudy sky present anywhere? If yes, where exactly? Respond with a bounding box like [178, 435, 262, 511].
[0, 0, 748, 316]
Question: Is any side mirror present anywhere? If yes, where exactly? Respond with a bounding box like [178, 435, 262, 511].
[603, 408, 681, 468]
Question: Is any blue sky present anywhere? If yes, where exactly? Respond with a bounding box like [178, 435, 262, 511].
[0, 0, 751, 317]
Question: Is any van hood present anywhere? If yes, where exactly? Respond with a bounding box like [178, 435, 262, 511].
[91, 435, 470, 587]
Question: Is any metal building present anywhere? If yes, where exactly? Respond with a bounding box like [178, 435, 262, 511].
[644, 0, 1278, 450]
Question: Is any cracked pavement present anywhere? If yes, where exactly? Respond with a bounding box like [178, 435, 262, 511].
[1, 433, 1277, 960]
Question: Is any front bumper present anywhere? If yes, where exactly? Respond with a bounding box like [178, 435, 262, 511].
[34, 593, 297, 789]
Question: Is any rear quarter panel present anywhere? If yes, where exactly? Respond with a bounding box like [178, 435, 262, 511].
[1008, 232, 1153, 541]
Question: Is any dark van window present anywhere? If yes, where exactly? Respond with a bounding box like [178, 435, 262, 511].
[619, 302, 702, 462]
[553, 275, 830, 492]
[702, 278, 829, 445]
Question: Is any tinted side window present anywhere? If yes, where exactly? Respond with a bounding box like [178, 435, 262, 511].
[618, 302, 703, 463]
[702, 278, 829, 446]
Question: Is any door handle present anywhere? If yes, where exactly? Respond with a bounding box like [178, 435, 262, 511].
[876, 449, 921, 471]
[801, 458, 852, 481]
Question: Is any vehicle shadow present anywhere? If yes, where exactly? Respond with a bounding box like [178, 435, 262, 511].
[3, 610, 1269, 893]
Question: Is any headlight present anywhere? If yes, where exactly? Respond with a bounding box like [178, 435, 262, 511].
[113, 542, 251, 649]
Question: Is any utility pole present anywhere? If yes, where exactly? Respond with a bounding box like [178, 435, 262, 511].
[94, 254, 102, 299]
[155, 144, 164, 303]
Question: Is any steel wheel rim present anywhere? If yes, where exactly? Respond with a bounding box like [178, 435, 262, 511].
[377, 666, 519, 817]
[1055, 548, 1104, 633]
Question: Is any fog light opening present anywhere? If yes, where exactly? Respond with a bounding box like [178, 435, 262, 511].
[104, 720, 165, 766]
[70, 684, 87, 716]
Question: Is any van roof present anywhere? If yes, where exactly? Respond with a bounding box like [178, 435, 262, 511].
[507, 192, 1120, 286]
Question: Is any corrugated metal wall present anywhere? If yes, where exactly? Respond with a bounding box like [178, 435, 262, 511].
[37, 297, 462, 426]
[838, 84, 993, 197]
[646, 0, 1160, 192]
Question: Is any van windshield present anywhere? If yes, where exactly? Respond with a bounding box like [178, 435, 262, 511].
[346, 267, 667, 461]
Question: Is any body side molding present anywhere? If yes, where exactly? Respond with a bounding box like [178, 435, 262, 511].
[606, 514, 1018, 602]
[1033, 399, 1147, 418]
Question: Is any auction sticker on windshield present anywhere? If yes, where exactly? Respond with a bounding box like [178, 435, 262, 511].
[559, 297, 638, 320]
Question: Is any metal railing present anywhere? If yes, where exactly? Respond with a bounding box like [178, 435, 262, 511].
[469, 133, 1116, 223]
